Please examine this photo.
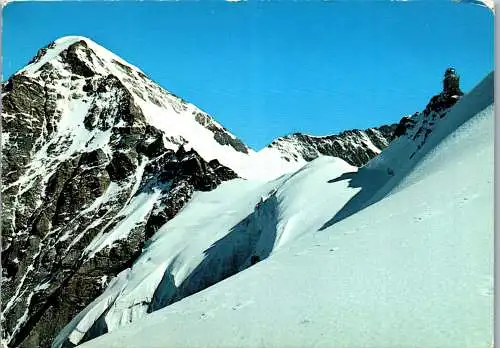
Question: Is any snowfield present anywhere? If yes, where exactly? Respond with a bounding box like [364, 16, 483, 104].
[54, 157, 361, 347]
[74, 71, 493, 348]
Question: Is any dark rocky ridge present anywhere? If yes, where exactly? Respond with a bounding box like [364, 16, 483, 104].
[268, 124, 398, 167]
[276, 68, 464, 164]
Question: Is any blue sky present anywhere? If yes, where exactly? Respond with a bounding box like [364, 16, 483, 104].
[3, 1, 493, 150]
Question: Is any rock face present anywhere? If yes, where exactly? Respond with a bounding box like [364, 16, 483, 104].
[1, 37, 239, 348]
[267, 125, 397, 167]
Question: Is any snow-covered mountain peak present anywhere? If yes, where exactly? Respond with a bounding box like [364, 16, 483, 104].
[2, 36, 254, 347]
[20, 36, 145, 78]
[5, 36, 265, 179]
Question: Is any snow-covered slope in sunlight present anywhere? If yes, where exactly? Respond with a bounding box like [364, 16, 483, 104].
[79, 72, 493, 348]
[319, 71, 494, 228]
[54, 157, 360, 347]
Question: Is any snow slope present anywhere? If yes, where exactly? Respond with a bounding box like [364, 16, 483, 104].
[78, 72, 493, 348]
[320, 71, 494, 228]
[54, 156, 360, 347]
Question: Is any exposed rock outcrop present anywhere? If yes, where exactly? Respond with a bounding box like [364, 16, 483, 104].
[393, 68, 465, 140]
[267, 124, 397, 167]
